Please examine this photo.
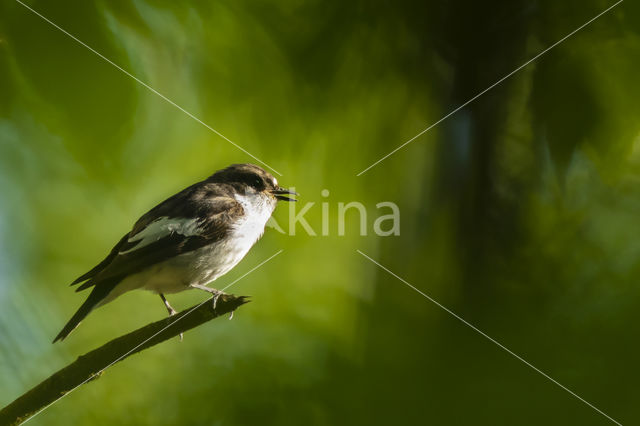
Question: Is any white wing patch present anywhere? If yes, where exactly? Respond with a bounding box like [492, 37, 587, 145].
[121, 216, 202, 254]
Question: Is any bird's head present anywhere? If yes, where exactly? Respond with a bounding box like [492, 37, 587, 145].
[208, 163, 297, 201]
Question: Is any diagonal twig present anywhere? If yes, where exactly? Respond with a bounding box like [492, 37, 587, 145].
[0, 293, 249, 426]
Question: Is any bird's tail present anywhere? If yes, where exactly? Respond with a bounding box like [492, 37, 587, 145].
[53, 284, 112, 343]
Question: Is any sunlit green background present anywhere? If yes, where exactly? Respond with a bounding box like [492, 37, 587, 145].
[1, 0, 640, 424]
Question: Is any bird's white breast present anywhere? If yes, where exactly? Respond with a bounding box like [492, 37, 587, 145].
[183, 192, 275, 285]
[107, 192, 276, 300]
[230, 192, 276, 253]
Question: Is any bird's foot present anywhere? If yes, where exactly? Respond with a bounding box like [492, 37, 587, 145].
[212, 290, 223, 310]
[161, 294, 178, 316]
[160, 295, 182, 341]
[168, 309, 183, 341]
[189, 284, 225, 311]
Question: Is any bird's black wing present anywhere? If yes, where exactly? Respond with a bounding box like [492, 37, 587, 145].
[53, 188, 242, 343]
[71, 181, 243, 291]
[71, 181, 203, 285]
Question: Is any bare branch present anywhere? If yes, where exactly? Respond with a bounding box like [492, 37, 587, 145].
[0, 294, 249, 425]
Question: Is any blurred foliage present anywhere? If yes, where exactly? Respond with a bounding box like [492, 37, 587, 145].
[1, 0, 639, 425]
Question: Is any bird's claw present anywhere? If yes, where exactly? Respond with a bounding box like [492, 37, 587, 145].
[212, 291, 222, 310]
[167, 309, 183, 341]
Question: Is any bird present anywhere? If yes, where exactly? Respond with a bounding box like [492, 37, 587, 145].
[53, 163, 296, 343]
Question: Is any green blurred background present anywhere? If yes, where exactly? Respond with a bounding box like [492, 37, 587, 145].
[1, 0, 639, 424]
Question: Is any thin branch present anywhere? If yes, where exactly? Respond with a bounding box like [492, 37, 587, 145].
[0, 294, 249, 425]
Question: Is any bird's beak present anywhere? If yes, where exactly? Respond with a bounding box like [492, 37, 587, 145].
[272, 187, 298, 202]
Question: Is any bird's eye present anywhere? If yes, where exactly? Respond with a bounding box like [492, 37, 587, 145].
[253, 178, 262, 187]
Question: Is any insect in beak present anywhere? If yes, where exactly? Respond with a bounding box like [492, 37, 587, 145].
[271, 188, 298, 202]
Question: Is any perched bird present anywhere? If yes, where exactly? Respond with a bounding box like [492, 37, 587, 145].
[54, 163, 296, 342]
